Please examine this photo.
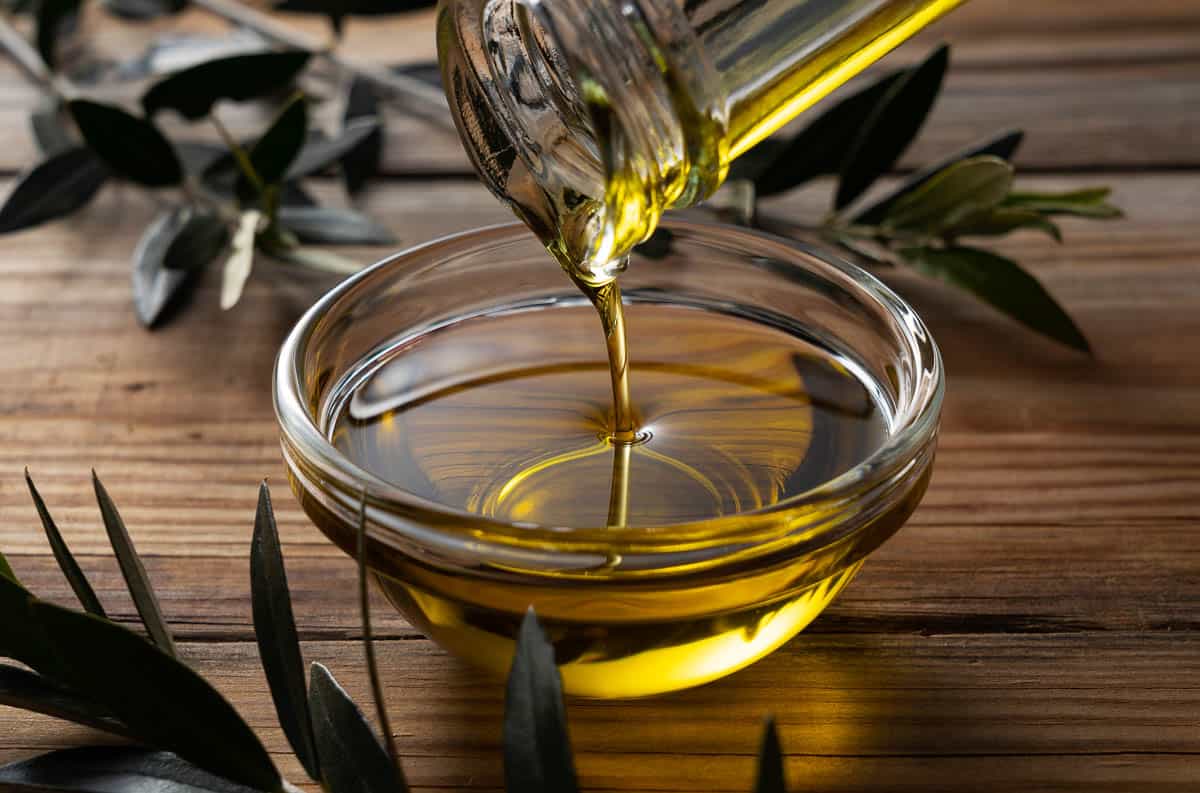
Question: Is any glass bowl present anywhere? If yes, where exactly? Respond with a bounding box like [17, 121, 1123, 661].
[273, 220, 943, 698]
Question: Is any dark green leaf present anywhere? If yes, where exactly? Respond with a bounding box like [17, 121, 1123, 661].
[287, 117, 381, 181]
[882, 155, 1014, 233]
[251, 483, 319, 781]
[0, 747, 262, 793]
[68, 100, 182, 187]
[92, 471, 176, 654]
[309, 662, 403, 793]
[0, 573, 57, 676]
[163, 211, 230, 271]
[35, 0, 80, 70]
[900, 245, 1091, 353]
[341, 78, 382, 194]
[25, 470, 106, 617]
[132, 207, 205, 328]
[0, 147, 107, 234]
[0, 552, 17, 585]
[0, 663, 130, 738]
[31, 601, 280, 791]
[277, 207, 395, 245]
[835, 44, 950, 209]
[633, 227, 673, 260]
[944, 207, 1062, 242]
[30, 99, 75, 156]
[749, 69, 908, 196]
[753, 717, 786, 793]
[142, 50, 311, 120]
[853, 128, 1024, 225]
[504, 610, 578, 793]
[1002, 188, 1123, 218]
[104, 0, 188, 20]
[237, 94, 308, 198]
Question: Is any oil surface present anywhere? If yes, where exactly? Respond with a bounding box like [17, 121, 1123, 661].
[332, 303, 887, 528]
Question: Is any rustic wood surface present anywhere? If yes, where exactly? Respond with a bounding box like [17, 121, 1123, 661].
[0, 1, 1198, 791]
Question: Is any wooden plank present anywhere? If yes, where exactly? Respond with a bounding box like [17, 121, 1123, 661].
[0, 634, 1197, 791]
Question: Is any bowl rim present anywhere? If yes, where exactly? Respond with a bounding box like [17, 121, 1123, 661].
[273, 218, 943, 551]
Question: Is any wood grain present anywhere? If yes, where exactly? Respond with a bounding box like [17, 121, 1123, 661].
[0, 3, 1197, 791]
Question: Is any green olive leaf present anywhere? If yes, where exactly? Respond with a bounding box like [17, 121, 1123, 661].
[753, 717, 786, 793]
[0, 573, 59, 677]
[944, 207, 1062, 242]
[1002, 188, 1124, 219]
[0, 747, 264, 793]
[163, 211, 230, 271]
[0, 147, 108, 234]
[35, 0, 80, 70]
[221, 210, 261, 310]
[309, 662, 405, 793]
[30, 99, 77, 157]
[504, 610, 578, 793]
[0, 663, 131, 739]
[93, 472, 176, 655]
[30, 600, 281, 792]
[899, 245, 1091, 353]
[26, 470, 106, 617]
[835, 44, 950, 210]
[341, 78, 383, 194]
[104, 0, 188, 20]
[68, 100, 183, 187]
[133, 207, 209, 327]
[236, 94, 308, 200]
[142, 50, 312, 120]
[251, 483, 320, 781]
[882, 155, 1014, 233]
[852, 128, 1024, 225]
[0, 552, 17, 586]
[748, 68, 908, 196]
[277, 207, 396, 246]
[287, 117, 380, 181]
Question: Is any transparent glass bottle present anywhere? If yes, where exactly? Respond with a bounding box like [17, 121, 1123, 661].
[437, 0, 965, 284]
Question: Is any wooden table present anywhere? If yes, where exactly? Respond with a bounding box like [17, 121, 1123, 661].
[1, 2, 1197, 790]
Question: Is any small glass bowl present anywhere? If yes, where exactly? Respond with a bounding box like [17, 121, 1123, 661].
[274, 220, 942, 698]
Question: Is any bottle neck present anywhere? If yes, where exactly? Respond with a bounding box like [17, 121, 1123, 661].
[438, 0, 727, 283]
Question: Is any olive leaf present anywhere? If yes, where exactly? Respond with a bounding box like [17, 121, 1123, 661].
[944, 207, 1062, 242]
[142, 51, 312, 120]
[753, 717, 786, 793]
[26, 470, 107, 617]
[251, 483, 320, 781]
[0, 147, 107, 234]
[236, 94, 309, 200]
[342, 78, 383, 194]
[104, 0, 189, 21]
[30, 99, 76, 157]
[278, 207, 395, 245]
[882, 155, 1014, 233]
[29, 600, 281, 792]
[835, 43, 949, 210]
[1003, 188, 1123, 219]
[504, 610, 579, 793]
[746, 68, 908, 196]
[163, 212, 230, 271]
[0, 550, 17, 585]
[221, 210, 261, 310]
[853, 128, 1024, 225]
[899, 245, 1091, 353]
[35, 0, 80, 70]
[0, 746, 263, 793]
[132, 206, 211, 327]
[309, 662, 403, 793]
[68, 100, 183, 187]
[0, 663, 131, 739]
[0, 572, 60, 676]
[287, 117, 381, 181]
[93, 472, 176, 655]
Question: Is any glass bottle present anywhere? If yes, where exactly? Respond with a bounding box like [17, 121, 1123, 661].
[437, 0, 965, 285]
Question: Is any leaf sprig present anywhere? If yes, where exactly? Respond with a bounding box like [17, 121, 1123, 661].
[0, 474, 788, 793]
[649, 45, 1122, 353]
